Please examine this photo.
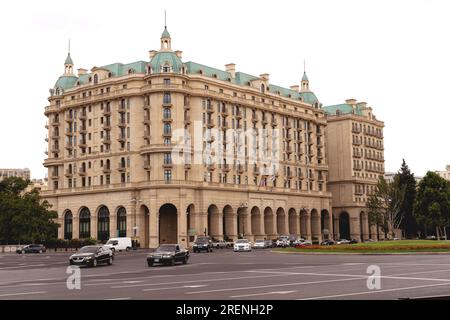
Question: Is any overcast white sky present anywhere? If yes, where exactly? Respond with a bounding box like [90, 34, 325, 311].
[0, 0, 448, 179]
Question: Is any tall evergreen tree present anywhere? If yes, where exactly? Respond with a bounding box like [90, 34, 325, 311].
[414, 172, 450, 239]
[395, 159, 418, 238]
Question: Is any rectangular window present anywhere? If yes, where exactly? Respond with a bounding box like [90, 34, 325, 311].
[164, 170, 172, 183]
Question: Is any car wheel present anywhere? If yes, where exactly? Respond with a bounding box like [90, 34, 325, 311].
[21, 250, 25, 254]
[92, 259, 97, 268]
[183, 257, 188, 264]
[39, 250, 43, 254]
[170, 258, 175, 266]
[126, 247, 130, 252]
[107, 257, 113, 265]
[148, 261, 153, 267]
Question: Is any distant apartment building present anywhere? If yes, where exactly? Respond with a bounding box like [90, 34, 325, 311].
[435, 165, 450, 181]
[0, 168, 31, 182]
[323, 99, 385, 241]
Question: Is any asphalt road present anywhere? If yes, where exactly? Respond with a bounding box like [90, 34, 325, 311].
[1, 248, 450, 300]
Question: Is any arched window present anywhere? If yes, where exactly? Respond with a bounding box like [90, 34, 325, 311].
[117, 207, 127, 237]
[55, 88, 61, 95]
[64, 211, 73, 240]
[128, 69, 135, 74]
[163, 108, 171, 119]
[97, 206, 110, 242]
[79, 207, 91, 239]
[93, 74, 98, 84]
[164, 123, 171, 135]
[162, 63, 171, 73]
[261, 84, 265, 93]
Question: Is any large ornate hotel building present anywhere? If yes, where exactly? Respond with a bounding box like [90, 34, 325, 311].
[43, 26, 383, 246]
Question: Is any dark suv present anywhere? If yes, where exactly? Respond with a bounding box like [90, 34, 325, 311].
[193, 236, 213, 253]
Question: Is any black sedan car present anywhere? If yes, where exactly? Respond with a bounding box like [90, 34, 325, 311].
[147, 244, 189, 267]
[192, 236, 213, 253]
[320, 239, 335, 246]
[69, 246, 114, 267]
[16, 244, 46, 254]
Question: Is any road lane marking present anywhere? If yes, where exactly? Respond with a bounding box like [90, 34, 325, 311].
[231, 290, 297, 298]
[186, 278, 361, 295]
[142, 285, 208, 292]
[105, 297, 131, 300]
[0, 291, 47, 298]
[110, 273, 300, 289]
[248, 269, 450, 283]
[300, 282, 450, 300]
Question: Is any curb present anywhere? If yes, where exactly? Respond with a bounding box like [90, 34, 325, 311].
[270, 250, 450, 256]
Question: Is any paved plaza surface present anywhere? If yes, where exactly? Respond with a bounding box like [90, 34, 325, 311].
[1, 249, 450, 300]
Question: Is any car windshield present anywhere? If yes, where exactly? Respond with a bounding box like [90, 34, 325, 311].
[195, 238, 209, 243]
[155, 245, 176, 252]
[79, 246, 99, 253]
[235, 240, 248, 244]
[255, 240, 264, 243]
[106, 240, 118, 245]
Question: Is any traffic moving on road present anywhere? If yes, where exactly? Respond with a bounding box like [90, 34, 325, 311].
[2, 247, 450, 300]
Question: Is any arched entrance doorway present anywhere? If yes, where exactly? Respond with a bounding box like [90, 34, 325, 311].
[339, 212, 350, 240]
[311, 209, 320, 241]
[223, 205, 235, 241]
[264, 207, 275, 237]
[79, 207, 91, 239]
[288, 208, 298, 235]
[140, 205, 150, 248]
[300, 209, 308, 238]
[321, 209, 331, 240]
[251, 206, 262, 237]
[207, 204, 221, 239]
[64, 210, 73, 240]
[276, 208, 287, 235]
[97, 206, 110, 242]
[237, 206, 247, 239]
[159, 204, 177, 244]
[117, 207, 127, 237]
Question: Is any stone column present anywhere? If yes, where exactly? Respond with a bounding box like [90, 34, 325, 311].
[91, 214, 98, 240]
[72, 215, 79, 240]
[333, 215, 340, 240]
[178, 204, 188, 247]
[244, 210, 254, 242]
[350, 217, 360, 241]
[149, 201, 159, 248]
[110, 213, 117, 239]
[283, 213, 289, 235]
[306, 213, 312, 240]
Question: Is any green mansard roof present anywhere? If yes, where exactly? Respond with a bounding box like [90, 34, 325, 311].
[53, 54, 320, 106]
[322, 103, 364, 116]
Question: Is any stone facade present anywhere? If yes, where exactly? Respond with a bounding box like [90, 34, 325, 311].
[323, 99, 385, 241]
[42, 27, 333, 247]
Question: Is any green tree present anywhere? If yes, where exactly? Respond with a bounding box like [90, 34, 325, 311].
[395, 159, 418, 238]
[414, 171, 450, 239]
[367, 176, 405, 239]
[0, 177, 58, 244]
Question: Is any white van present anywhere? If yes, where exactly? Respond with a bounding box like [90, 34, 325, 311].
[104, 237, 132, 252]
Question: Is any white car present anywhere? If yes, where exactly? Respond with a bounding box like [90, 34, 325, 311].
[234, 239, 252, 252]
[104, 237, 133, 252]
[252, 239, 266, 249]
[336, 239, 351, 245]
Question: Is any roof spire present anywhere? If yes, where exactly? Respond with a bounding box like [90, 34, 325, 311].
[165, 10, 167, 28]
[302, 58, 309, 82]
